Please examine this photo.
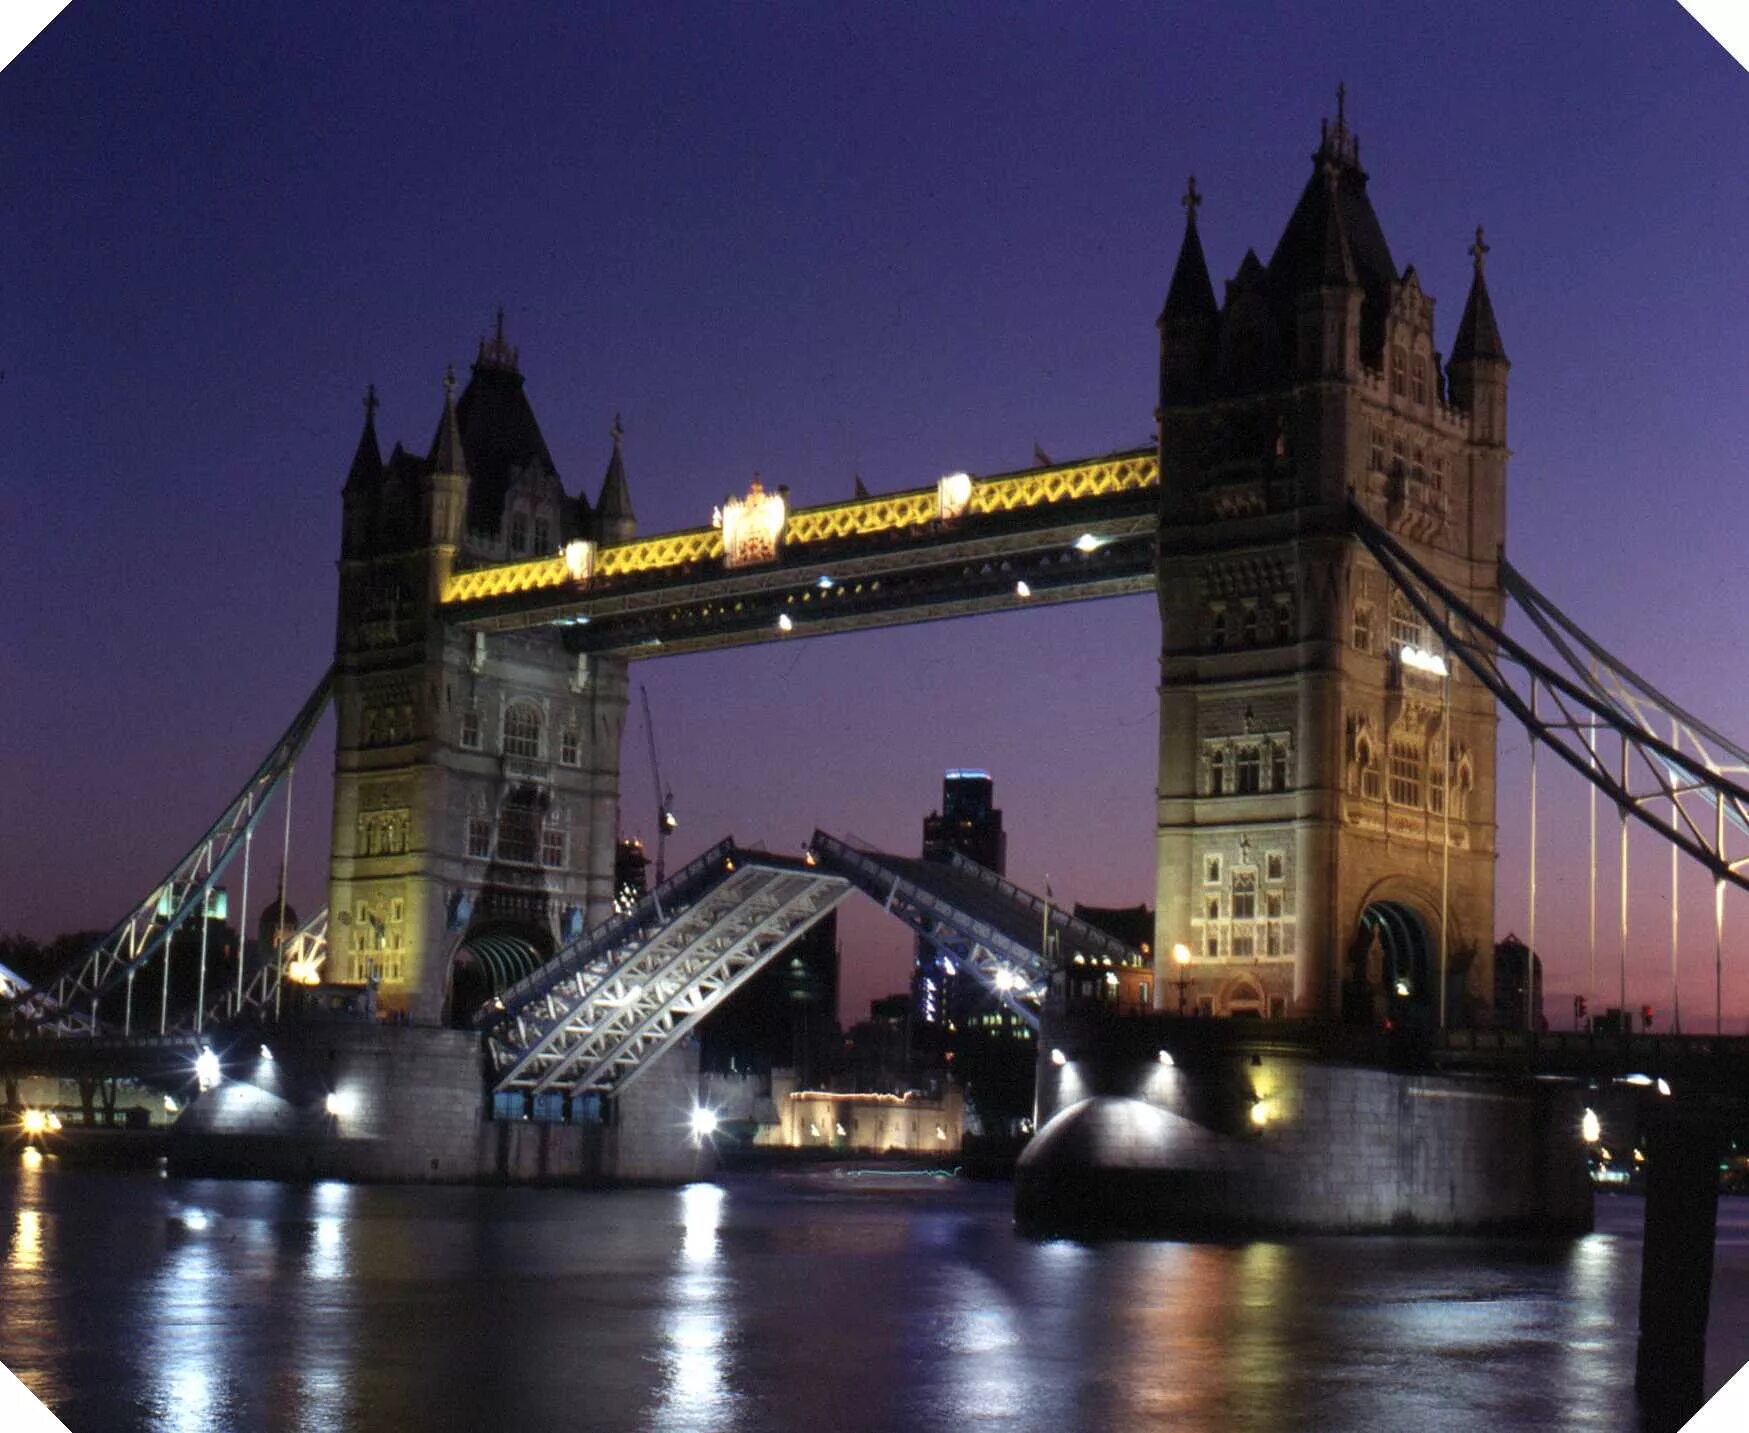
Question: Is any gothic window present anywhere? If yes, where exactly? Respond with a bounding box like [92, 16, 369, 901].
[1369, 426, 1385, 473]
[390, 897, 404, 924]
[1391, 346, 1406, 397]
[1429, 748, 1448, 815]
[1390, 437, 1406, 481]
[460, 708, 481, 751]
[541, 826, 566, 870]
[1231, 871, 1256, 921]
[1266, 851, 1285, 882]
[1455, 755, 1474, 819]
[1210, 749, 1226, 796]
[1389, 590, 1422, 652]
[503, 702, 542, 760]
[1235, 745, 1262, 794]
[467, 816, 491, 859]
[1361, 759, 1383, 802]
[1431, 454, 1446, 492]
[533, 514, 551, 552]
[1204, 855, 1222, 885]
[1270, 742, 1289, 791]
[510, 510, 530, 553]
[1388, 735, 1424, 808]
[560, 728, 581, 766]
[1210, 609, 1228, 648]
[1241, 606, 1260, 645]
[1411, 356, 1427, 405]
[497, 790, 541, 865]
[1411, 448, 1426, 485]
[1352, 603, 1374, 653]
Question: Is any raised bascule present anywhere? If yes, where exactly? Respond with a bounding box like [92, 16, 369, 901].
[17, 104, 1749, 1356]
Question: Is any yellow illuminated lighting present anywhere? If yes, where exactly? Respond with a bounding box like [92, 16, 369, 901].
[938, 471, 974, 521]
[1581, 1108, 1601, 1143]
[1250, 1099, 1272, 1128]
[1172, 942, 1192, 967]
[286, 956, 323, 986]
[21, 1109, 47, 1136]
[717, 479, 788, 567]
[440, 451, 1159, 606]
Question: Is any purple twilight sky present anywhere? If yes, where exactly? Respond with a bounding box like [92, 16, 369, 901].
[4, 2, 1749, 1027]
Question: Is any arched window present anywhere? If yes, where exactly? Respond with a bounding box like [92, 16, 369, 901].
[1210, 749, 1226, 795]
[1388, 734, 1424, 808]
[1241, 606, 1260, 645]
[1270, 742, 1289, 791]
[1352, 603, 1374, 653]
[1210, 609, 1228, 648]
[497, 789, 541, 865]
[503, 702, 542, 759]
[1389, 590, 1421, 652]
[533, 513, 551, 552]
[1411, 356, 1427, 406]
[1235, 744, 1262, 794]
[1391, 346, 1406, 397]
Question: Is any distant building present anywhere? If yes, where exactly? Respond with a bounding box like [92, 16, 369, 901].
[1073, 902, 1156, 1014]
[843, 993, 913, 1093]
[697, 914, 839, 1086]
[762, 1075, 964, 1154]
[613, 838, 650, 912]
[1493, 934, 1544, 1030]
[912, 769, 1006, 1031]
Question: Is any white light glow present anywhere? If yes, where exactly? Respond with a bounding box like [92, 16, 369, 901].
[938, 471, 974, 521]
[163, 1095, 179, 1114]
[1014, 580, 1032, 598]
[21, 1109, 46, 1136]
[777, 612, 794, 633]
[816, 574, 835, 589]
[563, 538, 596, 581]
[259, 1045, 273, 1063]
[1049, 1048, 1066, 1067]
[1581, 1108, 1602, 1143]
[1394, 978, 1411, 997]
[1619, 1073, 1653, 1087]
[1398, 644, 1450, 677]
[1172, 942, 1192, 966]
[325, 1090, 357, 1120]
[1073, 533, 1103, 553]
[689, 1107, 719, 1140]
[1157, 1050, 1174, 1067]
[993, 967, 1022, 993]
[194, 1047, 220, 1092]
[1657, 1078, 1672, 1097]
[1250, 1099, 1272, 1128]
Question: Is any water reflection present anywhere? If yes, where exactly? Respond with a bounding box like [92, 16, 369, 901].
[657, 1182, 731, 1426]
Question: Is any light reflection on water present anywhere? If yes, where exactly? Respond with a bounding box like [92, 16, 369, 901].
[1, 1162, 1747, 1433]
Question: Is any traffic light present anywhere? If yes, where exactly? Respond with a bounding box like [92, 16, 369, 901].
[1641, 1004, 1655, 1031]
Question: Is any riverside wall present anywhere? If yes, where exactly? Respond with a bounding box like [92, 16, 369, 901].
[1016, 1014, 1593, 1235]
[168, 1023, 709, 1185]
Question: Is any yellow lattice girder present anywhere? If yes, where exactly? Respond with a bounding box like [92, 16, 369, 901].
[440, 450, 1158, 606]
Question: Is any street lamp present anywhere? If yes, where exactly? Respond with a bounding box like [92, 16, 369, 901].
[1172, 942, 1193, 1016]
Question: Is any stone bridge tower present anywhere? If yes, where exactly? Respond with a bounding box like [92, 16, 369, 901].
[329, 322, 632, 1024]
[1153, 98, 1509, 1025]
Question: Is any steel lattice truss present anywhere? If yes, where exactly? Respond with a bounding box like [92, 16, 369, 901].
[486, 842, 850, 1096]
[194, 905, 329, 1031]
[809, 831, 1142, 1029]
[1351, 504, 1749, 894]
[14, 671, 334, 1037]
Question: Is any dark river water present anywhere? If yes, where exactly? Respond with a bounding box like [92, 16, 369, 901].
[3, 1156, 1748, 1432]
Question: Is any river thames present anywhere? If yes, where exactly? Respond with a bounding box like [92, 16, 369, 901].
[2, 1160, 1747, 1432]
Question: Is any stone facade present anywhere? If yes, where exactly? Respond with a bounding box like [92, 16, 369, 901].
[330, 329, 634, 1024]
[1153, 102, 1509, 1024]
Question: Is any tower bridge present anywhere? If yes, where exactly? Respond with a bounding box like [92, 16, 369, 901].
[11, 106, 1749, 1352]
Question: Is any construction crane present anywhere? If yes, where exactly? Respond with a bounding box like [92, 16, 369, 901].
[640, 685, 678, 886]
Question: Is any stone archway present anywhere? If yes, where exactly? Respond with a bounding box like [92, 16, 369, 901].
[1218, 974, 1267, 1018]
[447, 922, 553, 1028]
[1357, 900, 1436, 1027]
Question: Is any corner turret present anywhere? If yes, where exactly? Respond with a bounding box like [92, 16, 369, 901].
[424, 367, 469, 569]
[1158, 176, 1219, 409]
[595, 415, 636, 545]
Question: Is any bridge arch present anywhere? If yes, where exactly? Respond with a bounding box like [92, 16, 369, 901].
[447, 922, 553, 1027]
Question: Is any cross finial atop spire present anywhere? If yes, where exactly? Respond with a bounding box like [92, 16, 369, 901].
[1318, 83, 1359, 168]
[1182, 174, 1202, 223]
[364, 383, 378, 422]
[1470, 224, 1490, 273]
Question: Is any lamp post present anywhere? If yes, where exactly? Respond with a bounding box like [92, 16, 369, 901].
[1172, 942, 1193, 1016]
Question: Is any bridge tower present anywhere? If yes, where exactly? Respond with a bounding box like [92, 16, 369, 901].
[1153, 98, 1510, 1024]
[329, 323, 632, 1023]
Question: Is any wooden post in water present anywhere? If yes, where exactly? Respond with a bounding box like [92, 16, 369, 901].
[1635, 1107, 1723, 1431]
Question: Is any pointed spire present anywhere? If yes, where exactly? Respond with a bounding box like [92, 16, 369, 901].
[1316, 81, 1360, 170]
[596, 412, 635, 541]
[476, 307, 520, 371]
[1161, 175, 1218, 322]
[1451, 225, 1507, 364]
[344, 383, 383, 491]
[428, 366, 469, 477]
[1315, 169, 1358, 288]
[853, 473, 870, 499]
